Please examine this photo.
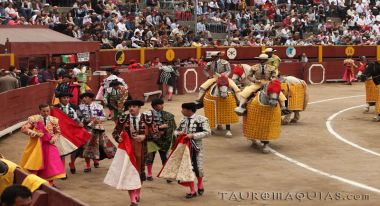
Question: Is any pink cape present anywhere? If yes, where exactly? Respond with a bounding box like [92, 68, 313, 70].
[342, 66, 355, 82]
[34, 121, 65, 180]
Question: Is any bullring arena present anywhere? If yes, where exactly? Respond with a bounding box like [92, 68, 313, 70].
[1, 83, 380, 206]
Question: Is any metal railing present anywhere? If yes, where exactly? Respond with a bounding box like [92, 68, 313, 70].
[174, 11, 193, 21]
[205, 23, 227, 33]
[159, 0, 185, 9]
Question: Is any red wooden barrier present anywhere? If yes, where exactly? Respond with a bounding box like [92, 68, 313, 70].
[322, 45, 376, 58]
[98, 45, 379, 67]
[98, 49, 140, 66]
[0, 83, 55, 130]
[145, 48, 196, 63]
[115, 66, 207, 100]
[176, 66, 208, 95]
[0, 61, 362, 130]
[13, 168, 87, 206]
[118, 68, 160, 100]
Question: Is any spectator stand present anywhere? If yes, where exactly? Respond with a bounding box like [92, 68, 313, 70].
[2, 0, 380, 47]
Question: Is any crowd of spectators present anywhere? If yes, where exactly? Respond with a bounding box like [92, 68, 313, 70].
[0, 56, 205, 93]
[1, 0, 380, 48]
[0, 63, 87, 93]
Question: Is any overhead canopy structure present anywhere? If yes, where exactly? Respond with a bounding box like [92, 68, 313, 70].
[0, 26, 99, 56]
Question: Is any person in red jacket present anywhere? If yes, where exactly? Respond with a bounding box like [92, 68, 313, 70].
[357, 56, 367, 78]
[150, 57, 162, 69]
[29, 68, 40, 85]
[128, 60, 144, 70]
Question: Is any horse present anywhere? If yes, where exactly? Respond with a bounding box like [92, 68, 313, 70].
[359, 61, 380, 120]
[203, 74, 239, 137]
[231, 64, 252, 88]
[279, 76, 309, 125]
[361, 61, 380, 85]
[362, 78, 378, 112]
[243, 80, 282, 153]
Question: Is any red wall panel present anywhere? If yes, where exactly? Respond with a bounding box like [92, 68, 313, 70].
[271, 46, 319, 59]
[322, 46, 376, 58]
[0, 56, 11, 69]
[0, 83, 55, 130]
[115, 67, 207, 100]
[145, 48, 196, 63]
[98, 50, 141, 66]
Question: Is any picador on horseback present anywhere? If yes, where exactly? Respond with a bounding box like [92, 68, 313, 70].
[359, 60, 380, 121]
[234, 53, 289, 115]
[195, 52, 241, 107]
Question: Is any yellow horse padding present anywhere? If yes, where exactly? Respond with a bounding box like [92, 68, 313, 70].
[204, 90, 239, 129]
[243, 93, 281, 141]
[365, 80, 378, 103]
[22, 174, 48, 192]
[0, 159, 18, 194]
[281, 81, 307, 111]
[281, 82, 289, 96]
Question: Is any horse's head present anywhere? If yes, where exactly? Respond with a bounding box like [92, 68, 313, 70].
[359, 62, 372, 81]
[231, 64, 244, 84]
[216, 74, 229, 99]
[360, 62, 380, 85]
[265, 79, 281, 106]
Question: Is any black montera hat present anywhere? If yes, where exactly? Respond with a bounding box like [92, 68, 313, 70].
[57, 92, 73, 98]
[124, 99, 144, 108]
[79, 92, 95, 99]
[182, 102, 197, 113]
[151, 98, 164, 107]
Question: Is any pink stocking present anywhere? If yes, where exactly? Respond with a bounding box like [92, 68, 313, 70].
[179, 181, 192, 187]
[189, 182, 196, 193]
[179, 181, 196, 193]
[85, 158, 91, 168]
[147, 164, 153, 177]
[197, 177, 203, 189]
[128, 190, 137, 203]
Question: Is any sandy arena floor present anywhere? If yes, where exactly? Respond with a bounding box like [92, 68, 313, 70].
[1, 83, 380, 206]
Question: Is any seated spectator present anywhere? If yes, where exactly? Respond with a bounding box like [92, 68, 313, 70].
[5, 0, 380, 47]
[131, 31, 144, 48]
[115, 40, 128, 49]
[4, 2, 19, 19]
